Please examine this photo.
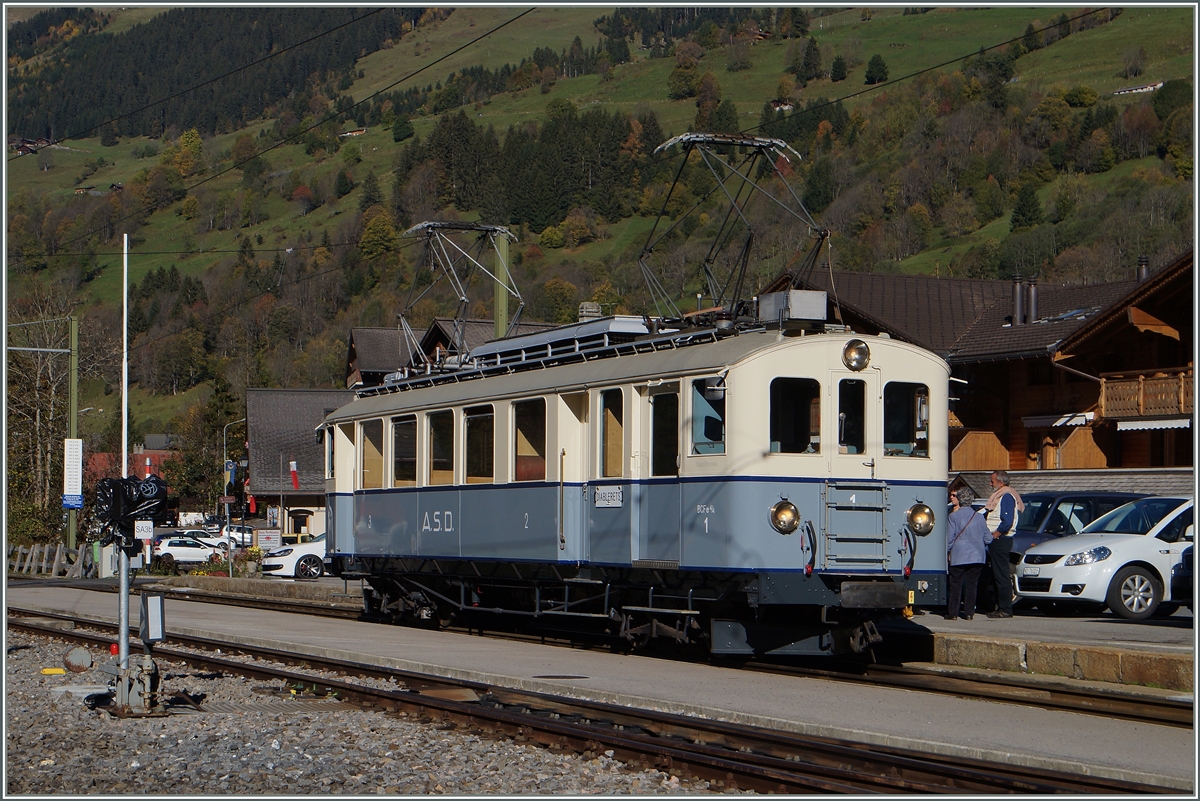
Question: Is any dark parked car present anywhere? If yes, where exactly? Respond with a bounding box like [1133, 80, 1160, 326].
[1010, 491, 1147, 563]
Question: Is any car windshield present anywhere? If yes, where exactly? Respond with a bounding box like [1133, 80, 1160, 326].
[1081, 497, 1186, 535]
[1016, 495, 1053, 531]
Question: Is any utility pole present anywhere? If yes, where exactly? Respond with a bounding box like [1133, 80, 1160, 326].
[494, 234, 509, 341]
[68, 315, 78, 548]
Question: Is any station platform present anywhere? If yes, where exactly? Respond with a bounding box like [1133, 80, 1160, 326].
[5, 580, 1195, 791]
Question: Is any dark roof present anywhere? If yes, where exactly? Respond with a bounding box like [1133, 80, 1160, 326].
[953, 468, 1195, 496]
[773, 269, 1147, 363]
[1056, 250, 1193, 356]
[142, 433, 175, 451]
[246, 388, 354, 494]
[348, 327, 409, 374]
[946, 279, 1136, 362]
[786, 271, 1011, 352]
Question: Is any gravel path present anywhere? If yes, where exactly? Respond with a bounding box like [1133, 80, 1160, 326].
[6, 630, 722, 794]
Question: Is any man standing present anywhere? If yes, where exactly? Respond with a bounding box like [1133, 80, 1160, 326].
[984, 470, 1024, 618]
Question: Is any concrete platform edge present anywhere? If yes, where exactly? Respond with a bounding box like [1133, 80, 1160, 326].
[9, 601, 1192, 793]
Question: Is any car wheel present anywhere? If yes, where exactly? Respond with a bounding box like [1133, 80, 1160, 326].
[1106, 566, 1160, 620]
[295, 555, 323, 579]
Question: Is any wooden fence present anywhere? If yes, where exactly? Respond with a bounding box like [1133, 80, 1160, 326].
[6, 543, 96, 579]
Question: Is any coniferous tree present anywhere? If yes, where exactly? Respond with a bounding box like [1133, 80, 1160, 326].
[711, 99, 739, 134]
[803, 157, 836, 214]
[864, 54, 889, 85]
[1009, 183, 1044, 231]
[358, 170, 383, 212]
[391, 115, 414, 142]
[802, 37, 823, 82]
[830, 55, 847, 82]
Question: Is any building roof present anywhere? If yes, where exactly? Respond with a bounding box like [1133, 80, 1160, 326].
[786, 271, 1012, 353]
[247, 388, 354, 494]
[772, 268, 1156, 364]
[946, 279, 1136, 362]
[954, 468, 1195, 497]
[348, 327, 410, 375]
[1055, 250, 1193, 356]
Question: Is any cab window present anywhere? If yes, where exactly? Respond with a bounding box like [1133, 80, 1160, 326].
[883, 382, 929, 457]
[770, 378, 820, 453]
[838, 379, 865, 454]
[691, 378, 725, 455]
[651, 391, 680, 476]
[1156, 507, 1194, 543]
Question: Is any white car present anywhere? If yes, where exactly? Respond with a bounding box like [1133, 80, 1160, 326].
[1016, 497, 1194, 620]
[262, 533, 327, 579]
[154, 537, 222, 567]
[175, 529, 230, 550]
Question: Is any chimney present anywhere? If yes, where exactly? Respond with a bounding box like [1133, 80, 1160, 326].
[1026, 279, 1038, 323]
[1011, 276, 1024, 326]
[1137, 254, 1150, 283]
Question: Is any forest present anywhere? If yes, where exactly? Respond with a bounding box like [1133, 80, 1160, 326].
[6, 6, 1194, 541]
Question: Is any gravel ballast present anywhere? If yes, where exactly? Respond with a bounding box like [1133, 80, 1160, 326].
[6, 630, 721, 794]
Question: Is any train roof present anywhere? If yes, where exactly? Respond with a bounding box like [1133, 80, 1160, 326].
[322, 326, 947, 426]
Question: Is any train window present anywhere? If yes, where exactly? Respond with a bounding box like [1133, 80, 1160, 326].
[392, 415, 417, 486]
[691, 378, 725, 455]
[428, 411, 454, 485]
[513, 399, 546, 481]
[769, 378, 821, 453]
[465, 405, 495, 484]
[884, 382, 930, 458]
[360, 419, 384, 489]
[651, 392, 680, 476]
[838, 379, 865, 454]
[601, 389, 623, 477]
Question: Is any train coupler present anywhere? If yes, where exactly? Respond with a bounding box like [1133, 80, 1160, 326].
[847, 620, 882, 653]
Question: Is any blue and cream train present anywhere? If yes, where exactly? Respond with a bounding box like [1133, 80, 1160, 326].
[320, 312, 949, 655]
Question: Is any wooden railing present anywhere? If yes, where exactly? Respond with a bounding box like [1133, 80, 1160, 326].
[6, 543, 95, 578]
[1099, 367, 1194, 419]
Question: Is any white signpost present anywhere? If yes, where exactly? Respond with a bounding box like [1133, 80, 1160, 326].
[256, 529, 282, 551]
[62, 438, 84, 509]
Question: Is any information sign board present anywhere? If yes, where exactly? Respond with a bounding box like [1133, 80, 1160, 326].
[62, 438, 83, 508]
[256, 529, 282, 551]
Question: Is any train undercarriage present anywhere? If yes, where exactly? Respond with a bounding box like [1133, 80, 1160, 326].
[337, 556, 925, 657]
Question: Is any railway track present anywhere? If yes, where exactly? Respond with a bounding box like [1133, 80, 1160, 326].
[8, 610, 1177, 794]
[14, 577, 1187, 730]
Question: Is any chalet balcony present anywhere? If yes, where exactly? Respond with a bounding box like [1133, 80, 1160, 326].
[1099, 367, 1194, 420]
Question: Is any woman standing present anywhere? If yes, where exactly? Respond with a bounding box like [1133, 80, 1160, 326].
[946, 486, 993, 620]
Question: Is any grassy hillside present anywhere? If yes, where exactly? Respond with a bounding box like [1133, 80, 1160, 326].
[9, 6, 1193, 306]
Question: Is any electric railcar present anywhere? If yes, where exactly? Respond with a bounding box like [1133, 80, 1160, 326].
[320, 313, 949, 655]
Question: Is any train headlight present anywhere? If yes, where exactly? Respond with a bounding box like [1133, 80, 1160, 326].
[769, 500, 801, 534]
[842, 339, 870, 371]
[906, 503, 935, 536]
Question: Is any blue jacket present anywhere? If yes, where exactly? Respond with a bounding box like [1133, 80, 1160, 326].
[948, 506, 992, 566]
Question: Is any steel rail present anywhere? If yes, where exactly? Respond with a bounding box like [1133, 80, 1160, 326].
[7, 612, 1177, 794]
[10, 580, 1190, 729]
[11, 580, 1190, 729]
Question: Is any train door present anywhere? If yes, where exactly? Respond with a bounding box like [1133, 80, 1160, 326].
[557, 392, 589, 560]
[588, 387, 632, 565]
[824, 370, 890, 571]
[638, 383, 681, 566]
